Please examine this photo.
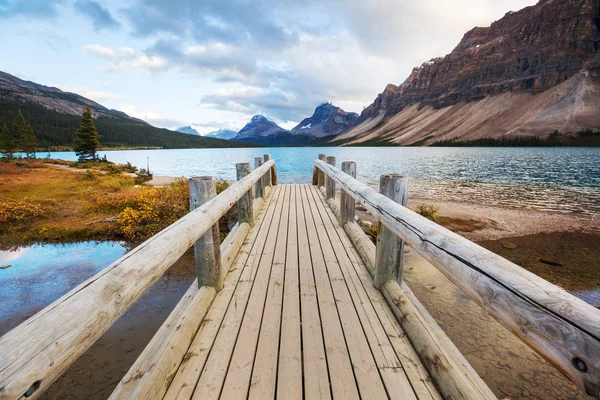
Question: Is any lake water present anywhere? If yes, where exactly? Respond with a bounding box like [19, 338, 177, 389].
[47, 147, 600, 215]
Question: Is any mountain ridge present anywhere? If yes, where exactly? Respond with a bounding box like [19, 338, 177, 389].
[337, 0, 600, 145]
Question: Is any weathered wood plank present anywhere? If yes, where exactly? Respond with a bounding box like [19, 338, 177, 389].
[276, 185, 303, 400]
[263, 154, 272, 189]
[299, 185, 360, 400]
[312, 185, 442, 400]
[216, 186, 287, 399]
[304, 186, 392, 399]
[109, 285, 215, 400]
[248, 185, 291, 399]
[315, 159, 600, 397]
[162, 184, 281, 400]
[0, 159, 275, 400]
[296, 185, 331, 400]
[220, 222, 250, 276]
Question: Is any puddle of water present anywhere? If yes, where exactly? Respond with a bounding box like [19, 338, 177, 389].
[0, 241, 128, 335]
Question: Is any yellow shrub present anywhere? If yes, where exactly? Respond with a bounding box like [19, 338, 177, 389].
[117, 179, 190, 240]
[412, 203, 439, 222]
[0, 201, 48, 224]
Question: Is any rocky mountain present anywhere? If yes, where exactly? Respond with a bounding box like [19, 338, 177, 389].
[0, 71, 146, 123]
[176, 126, 200, 135]
[336, 0, 600, 145]
[291, 103, 358, 138]
[205, 128, 238, 140]
[233, 115, 315, 146]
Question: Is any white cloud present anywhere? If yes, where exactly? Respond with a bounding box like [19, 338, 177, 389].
[118, 47, 136, 58]
[82, 44, 116, 59]
[56, 85, 119, 102]
[118, 104, 183, 128]
[132, 55, 168, 70]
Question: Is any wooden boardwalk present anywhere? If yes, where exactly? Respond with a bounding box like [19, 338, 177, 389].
[2, 155, 599, 400]
[163, 184, 440, 400]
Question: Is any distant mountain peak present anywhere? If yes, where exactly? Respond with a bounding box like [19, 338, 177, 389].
[205, 128, 238, 140]
[291, 103, 358, 138]
[176, 126, 200, 135]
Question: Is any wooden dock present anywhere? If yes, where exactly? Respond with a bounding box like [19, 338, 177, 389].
[1, 155, 599, 400]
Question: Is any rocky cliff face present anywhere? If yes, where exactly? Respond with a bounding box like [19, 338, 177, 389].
[346, 0, 600, 144]
[0, 71, 145, 123]
[291, 103, 358, 138]
[176, 126, 200, 135]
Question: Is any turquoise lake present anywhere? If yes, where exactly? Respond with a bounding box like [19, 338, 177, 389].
[46, 146, 600, 215]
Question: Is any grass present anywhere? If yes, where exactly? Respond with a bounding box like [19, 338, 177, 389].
[0, 158, 237, 249]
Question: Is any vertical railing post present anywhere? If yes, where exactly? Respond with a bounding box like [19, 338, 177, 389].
[263, 154, 272, 187]
[325, 156, 336, 199]
[254, 157, 264, 199]
[373, 174, 408, 290]
[317, 153, 326, 188]
[189, 176, 223, 291]
[236, 163, 254, 227]
[340, 161, 356, 225]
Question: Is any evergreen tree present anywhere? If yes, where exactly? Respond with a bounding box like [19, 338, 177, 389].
[73, 106, 100, 161]
[22, 124, 38, 158]
[13, 109, 28, 155]
[0, 123, 15, 158]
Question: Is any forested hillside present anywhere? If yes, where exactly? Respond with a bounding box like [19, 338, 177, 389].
[0, 100, 253, 149]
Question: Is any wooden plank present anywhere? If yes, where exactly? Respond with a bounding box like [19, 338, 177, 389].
[109, 285, 215, 400]
[304, 185, 390, 399]
[236, 162, 254, 227]
[0, 159, 276, 400]
[192, 184, 287, 399]
[311, 185, 442, 399]
[325, 156, 336, 199]
[276, 185, 303, 400]
[296, 185, 331, 400]
[220, 222, 251, 276]
[163, 185, 282, 400]
[340, 161, 356, 225]
[299, 185, 360, 400]
[248, 185, 291, 399]
[315, 159, 600, 397]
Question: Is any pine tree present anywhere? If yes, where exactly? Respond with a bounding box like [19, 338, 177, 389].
[22, 124, 38, 159]
[73, 106, 100, 161]
[0, 123, 15, 158]
[13, 109, 28, 155]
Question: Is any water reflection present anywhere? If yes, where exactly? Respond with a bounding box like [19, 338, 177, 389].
[0, 241, 128, 335]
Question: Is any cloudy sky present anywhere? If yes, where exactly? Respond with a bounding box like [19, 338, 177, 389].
[0, 0, 536, 134]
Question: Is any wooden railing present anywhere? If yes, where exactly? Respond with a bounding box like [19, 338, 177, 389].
[314, 155, 600, 399]
[0, 156, 278, 400]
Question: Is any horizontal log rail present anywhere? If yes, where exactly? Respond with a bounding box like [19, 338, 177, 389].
[314, 158, 600, 398]
[0, 159, 276, 400]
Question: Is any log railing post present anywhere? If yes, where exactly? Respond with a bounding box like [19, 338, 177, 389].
[317, 153, 326, 188]
[236, 163, 254, 227]
[325, 156, 336, 199]
[271, 162, 278, 185]
[263, 154, 272, 187]
[340, 161, 356, 225]
[373, 174, 408, 290]
[189, 176, 223, 291]
[254, 157, 264, 199]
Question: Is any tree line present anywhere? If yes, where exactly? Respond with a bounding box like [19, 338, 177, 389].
[0, 105, 101, 161]
[0, 100, 252, 151]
